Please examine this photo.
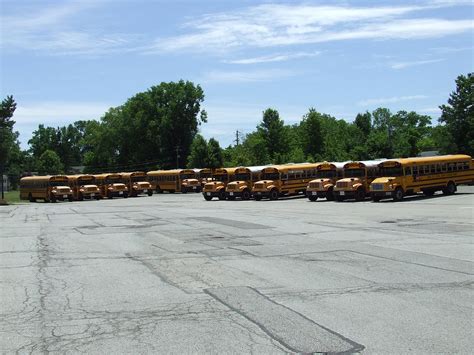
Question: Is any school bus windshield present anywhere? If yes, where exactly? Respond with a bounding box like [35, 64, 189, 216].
[180, 173, 195, 180]
[261, 172, 280, 180]
[235, 173, 250, 181]
[214, 174, 228, 182]
[49, 180, 68, 187]
[131, 176, 145, 182]
[105, 177, 120, 184]
[317, 170, 336, 178]
[379, 166, 403, 176]
[344, 169, 365, 177]
[78, 178, 95, 185]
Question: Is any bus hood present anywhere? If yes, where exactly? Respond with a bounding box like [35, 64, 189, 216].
[54, 186, 72, 194]
[182, 179, 200, 186]
[372, 177, 396, 184]
[226, 181, 247, 190]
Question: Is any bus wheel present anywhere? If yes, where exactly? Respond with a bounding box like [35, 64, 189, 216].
[269, 189, 279, 200]
[156, 186, 163, 194]
[308, 195, 317, 202]
[28, 193, 35, 202]
[393, 188, 404, 202]
[336, 195, 345, 202]
[123, 192, 128, 198]
[228, 195, 236, 201]
[326, 188, 335, 201]
[68, 196, 74, 202]
[95, 195, 101, 200]
[218, 190, 226, 200]
[355, 188, 365, 201]
[241, 190, 251, 200]
[107, 192, 113, 199]
[443, 181, 456, 195]
[147, 190, 153, 196]
[51, 194, 57, 203]
[204, 195, 212, 201]
[78, 193, 84, 201]
[372, 196, 381, 202]
[423, 189, 435, 196]
[255, 195, 262, 201]
[181, 186, 188, 194]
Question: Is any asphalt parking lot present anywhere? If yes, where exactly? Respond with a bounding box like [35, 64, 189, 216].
[1, 187, 473, 353]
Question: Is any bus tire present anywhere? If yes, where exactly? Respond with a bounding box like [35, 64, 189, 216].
[393, 187, 404, 202]
[95, 195, 101, 200]
[241, 190, 251, 200]
[181, 186, 188, 194]
[218, 190, 226, 200]
[372, 196, 381, 202]
[269, 189, 279, 200]
[326, 188, 335, 201]
[254, 195, 262, 201]
[123, 192, 128, 198]
[28, 193, 35, 202]
[204, 195, 212, 201]
[156, 186, 163, 194]
[68, 196, 74, 202]
[308, 195, 317, 202]
[336, 195, 345, 202]
[423, 189, 435, 196]
[228, 196, 236, 201]
[443, 181, 456, 195]
[169, 190, 175, 194]
[355, 188, 365, 201]
[78, 193, 84, 201]
[147, 190, 153, 196]
[50, 194, 57, 203]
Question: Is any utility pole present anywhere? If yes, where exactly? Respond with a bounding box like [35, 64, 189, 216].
[175, 146, 180, 169]
[234, 130, 241, 146]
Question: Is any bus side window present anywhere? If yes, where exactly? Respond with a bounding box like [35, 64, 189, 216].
[441, 163, 447, 172]
[463, 162, 469, 170]
[404, 167, 412, 176]
[430, 165, 436, 173]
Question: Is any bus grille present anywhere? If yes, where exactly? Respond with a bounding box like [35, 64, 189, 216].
[371, 183, 384, 191]
[336, 181, 348, 188]
[309, 182, 320, 189]
[254, 183, 264, 189]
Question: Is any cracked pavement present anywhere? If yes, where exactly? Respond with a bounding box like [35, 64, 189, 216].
[0, 187, 473, 353]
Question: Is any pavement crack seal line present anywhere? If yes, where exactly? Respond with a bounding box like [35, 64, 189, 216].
[204, 286, 364, 354]
[124, 253, 191, 293]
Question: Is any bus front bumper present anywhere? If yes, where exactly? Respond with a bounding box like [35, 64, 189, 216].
[252, 191, 270, 198]
[203, 191, 220, 198]
[226, 191, 242, 198]
[371, 191, 394, 199]
[334, 190, 356, 198]
[306, 190, 326, 198]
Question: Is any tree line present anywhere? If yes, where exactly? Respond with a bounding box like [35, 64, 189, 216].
[1, 73, 472, 190]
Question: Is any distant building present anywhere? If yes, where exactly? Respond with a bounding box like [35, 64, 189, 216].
[2, 175, 10, 192]
[418, 151, 440, 157]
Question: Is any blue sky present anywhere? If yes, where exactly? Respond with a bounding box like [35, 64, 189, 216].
[1, 0, 473, 149]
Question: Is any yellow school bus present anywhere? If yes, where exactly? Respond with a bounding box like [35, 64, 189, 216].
[370, 154, 474, 202]
[194, 168, 213, 187]
[306, 162, 346, 201]
[94, 173, 128, 199]
[252, 163, 320, 201]
[147, 169, 201, 193]
[20, 175, 73, 202]
[225, 166, 267, 200]
[67, 175, 101, 200]
[202, 167, 237, 201]
[333, 159, 386, 201]
[121, 172, 153, 197]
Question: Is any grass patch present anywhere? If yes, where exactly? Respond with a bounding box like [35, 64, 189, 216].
[1, 190, 21, 204]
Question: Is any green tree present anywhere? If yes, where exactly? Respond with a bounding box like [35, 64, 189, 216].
[299, 109, 323, 159]
[0, 95, 17, 198]
[206, 138, 223, 168]
[37, 150, 64, 175]
[354, 111, 372, 137]
[439, 73, 474, 155]
[187, 134, 209, 168]
[257, 108, 288, 163]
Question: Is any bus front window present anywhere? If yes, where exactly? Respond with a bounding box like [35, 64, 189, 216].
[214, 174, 228, 182]
[131, 176, 144, 182]
[379, 166, 403, 176]
[317, 170, 336, 179]
[180, 174, 195, 180]
[344, 169, 365, 178]
[235, 173, 250, 181]
[49, 181, 68, 187]
[262, 172, 280, 180]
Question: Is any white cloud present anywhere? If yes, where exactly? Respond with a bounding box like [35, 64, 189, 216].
[0, 1, 134, 55]
[225, 51, 321, 64]
[358, 95, 428, 106]
[201, 69, 295, 83]
[390, 58, 445, 69]
[151, 3, 473, 54]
